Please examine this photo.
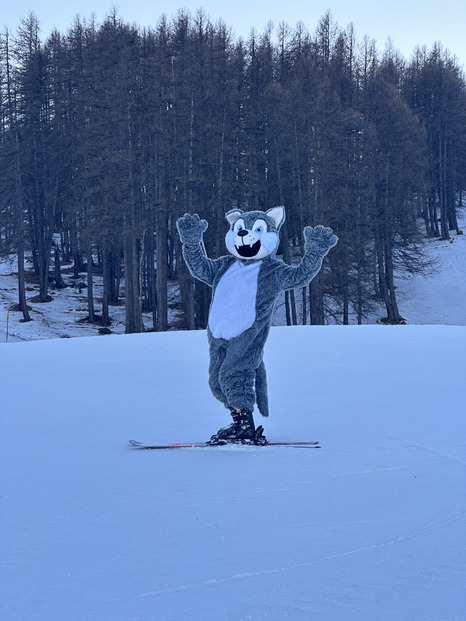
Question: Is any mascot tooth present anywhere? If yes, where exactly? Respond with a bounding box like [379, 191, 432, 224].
[176, 206, 338, 444]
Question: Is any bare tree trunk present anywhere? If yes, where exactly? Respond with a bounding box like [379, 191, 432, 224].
[155, 207, 168, 331]
[54, 244, 66, 289]
[124, 106, 143, 334]
[438, 134, 450, 240]
[3, 31, 30, 321]
[87, 243, 96, 323]
[13, 127, 31, 321]
[16, 219, 31, 322]
[101, 240, 110, 327]
[309, 276, 324, 325]
[294, 120, 308, 324]
[274, 133, 297, 325]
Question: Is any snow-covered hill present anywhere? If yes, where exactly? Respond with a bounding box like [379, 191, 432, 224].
[1, 324, 465, 620]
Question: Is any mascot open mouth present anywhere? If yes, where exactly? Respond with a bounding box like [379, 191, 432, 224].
[235, 240, 261, 258]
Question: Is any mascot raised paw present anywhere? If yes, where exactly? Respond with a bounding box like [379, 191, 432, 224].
[176, 206, 338, 445]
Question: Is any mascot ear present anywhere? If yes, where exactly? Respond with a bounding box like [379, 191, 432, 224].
[266, 206, 285, 230]
[225, 209, 243, 226]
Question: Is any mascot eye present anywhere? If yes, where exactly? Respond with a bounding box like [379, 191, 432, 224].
[255, 226, 263, 233]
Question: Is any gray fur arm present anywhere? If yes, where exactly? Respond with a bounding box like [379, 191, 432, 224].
[181, 244, 221, 286]
[276, 225, 338, 291]
[176, 213, 219, 286]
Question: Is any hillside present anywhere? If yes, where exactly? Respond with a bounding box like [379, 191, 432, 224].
[1, 324, 465, 620]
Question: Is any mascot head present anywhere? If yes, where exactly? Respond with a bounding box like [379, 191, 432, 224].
[225, 206, 285, 260]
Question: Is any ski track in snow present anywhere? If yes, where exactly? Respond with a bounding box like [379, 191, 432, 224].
[390, 435, 466, 467]
[135, 512, 465, 599]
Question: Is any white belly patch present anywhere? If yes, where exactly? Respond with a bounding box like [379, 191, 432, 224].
[208, 260, 262, 340]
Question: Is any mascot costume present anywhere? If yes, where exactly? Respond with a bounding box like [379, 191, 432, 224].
[176, 207, 338, 444]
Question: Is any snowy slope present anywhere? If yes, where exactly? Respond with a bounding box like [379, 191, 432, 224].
[387, 230, 466, 325]
[1, 325, 465, 621]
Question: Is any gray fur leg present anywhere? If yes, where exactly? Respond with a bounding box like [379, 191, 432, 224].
[217, 338, 261, 413]
[208, 332, 268, 415]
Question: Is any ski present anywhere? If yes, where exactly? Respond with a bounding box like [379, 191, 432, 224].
[129, 439, 320, 450]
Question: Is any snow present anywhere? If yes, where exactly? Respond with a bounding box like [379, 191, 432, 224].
[1, 324, 465, 620]
[1, 215, 466, 620]
[388, 232, 466, 326]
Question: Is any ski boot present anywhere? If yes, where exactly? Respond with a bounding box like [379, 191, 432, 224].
[210, 408, 268, 446]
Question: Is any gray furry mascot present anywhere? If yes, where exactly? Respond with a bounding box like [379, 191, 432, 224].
[176, 207, 338, 444]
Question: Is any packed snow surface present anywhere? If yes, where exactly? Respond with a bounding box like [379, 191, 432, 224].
[1, 325, 465, 620]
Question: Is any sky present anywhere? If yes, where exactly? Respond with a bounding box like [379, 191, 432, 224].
[1, 0, 465, 67]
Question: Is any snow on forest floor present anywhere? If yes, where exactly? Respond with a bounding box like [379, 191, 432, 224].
[1, 324, 466, 620]
[0, 212, 465, 343]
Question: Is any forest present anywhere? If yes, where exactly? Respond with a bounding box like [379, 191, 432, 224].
[0, 9, 465, 332]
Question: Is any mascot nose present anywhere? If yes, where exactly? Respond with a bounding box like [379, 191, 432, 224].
[237, 229, 248, 237]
